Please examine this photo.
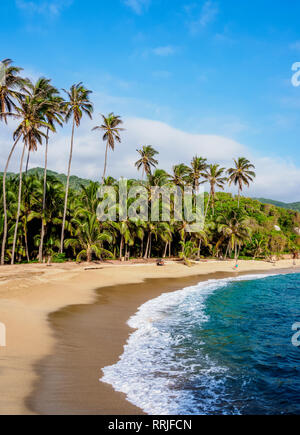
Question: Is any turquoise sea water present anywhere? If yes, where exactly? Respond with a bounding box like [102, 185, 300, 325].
[102, 273, 300, 415]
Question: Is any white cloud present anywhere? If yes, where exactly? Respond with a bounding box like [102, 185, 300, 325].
[152, 46, 178, 56]
[123, 0, 150, 15]
[15, 0, 73, 16]
[189, 1, 219, 34]
[1, 116, 300, 203]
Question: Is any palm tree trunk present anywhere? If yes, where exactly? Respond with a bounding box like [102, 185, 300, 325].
[102, 142, 109, 183]
[197, 239, 202, 258]
[60, 118, 75, 253]
[140, 237, 144, 258]
[144, 233, 150, 259]
[24, 227, 29, 263]
[238, 186, 241, 208]
[119, 235, 124, 260]
[169, 241, 171, 258]
[11, 142, 26, 265]
[163, 242, 168, 258]
[39, 128, 49, 262]
[1, 134, 21, 265]
[204, 193, 211, 219]
[25, 148, 30, 174]
[225, 242, 230, 260]
[234, 241, 238, 264]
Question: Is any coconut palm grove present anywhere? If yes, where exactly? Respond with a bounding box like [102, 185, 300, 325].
[1, 58, 300, 266]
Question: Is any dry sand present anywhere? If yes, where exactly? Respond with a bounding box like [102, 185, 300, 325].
[0, 258, 298, 415]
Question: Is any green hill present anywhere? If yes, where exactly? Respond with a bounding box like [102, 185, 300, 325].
[0, 167, 91, 190]
[254, 198, 300, 212]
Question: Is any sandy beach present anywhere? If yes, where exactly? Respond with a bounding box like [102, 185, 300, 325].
[0, 258, 298, 415]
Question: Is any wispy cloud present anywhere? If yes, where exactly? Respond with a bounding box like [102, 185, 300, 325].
[152, 70, 172, 79]
[289, 41, 300, 51]
[152, 45, 178, 56]
[123, 0, 150, 15]
[189, 1, 219, 34]
[15, 0, 73, 16]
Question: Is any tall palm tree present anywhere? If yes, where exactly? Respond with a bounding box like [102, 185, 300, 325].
[60, 83, 93, 253]
[227, 157, 256, 208]
[202, 164, 227, 216]
[0, 59, 26, 265]
[9, 89, 51, 264]
[188, 156, 207, 193]
[135, 145, 159, 179]
[34, 79, 64, 262]
[92, 113, 124, 183]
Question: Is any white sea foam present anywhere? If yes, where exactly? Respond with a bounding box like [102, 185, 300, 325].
[101, 274, 272, 415]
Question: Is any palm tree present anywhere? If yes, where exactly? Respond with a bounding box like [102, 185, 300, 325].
[35, 79, 64, 262]
[135, 145, 159, 179]
[0, 59, 26, 265]
[29, 176, 64, 261]
[60, 83, 93, 253]
[202, 164, 227, 216]
[92, 113, 124, 183]
[188, 156, 207, 193]
[169, 164, 190, 187]
[227, 157, 256, 208]
[179, 241, 198, 266]
[217, 210, 251, 262]
[149, 168, 169, 186]
[9, 89, 51, 264]
[0, 59, 26, 123]
[65, 213, 113, 262]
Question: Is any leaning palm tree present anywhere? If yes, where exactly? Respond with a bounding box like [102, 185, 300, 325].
[60, 83, 93, 253]
[188, 156, 207, 193]
[135, 145, 159, 179]
[202, 164, 227, 216]
[92, 113, 124, 183]
[227, 157, 256, 208]
[0, 59, 26, 265]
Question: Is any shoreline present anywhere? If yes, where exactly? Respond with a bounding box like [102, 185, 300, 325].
[0, 259, 299, 415]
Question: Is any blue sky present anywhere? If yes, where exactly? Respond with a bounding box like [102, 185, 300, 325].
[2, 0, 300, 201]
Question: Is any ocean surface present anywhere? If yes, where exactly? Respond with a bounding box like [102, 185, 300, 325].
[101, 273, 300, 415]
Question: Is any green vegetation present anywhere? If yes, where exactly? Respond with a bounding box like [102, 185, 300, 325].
[254, 198, 300, 212]
[0, 168, 91, 190]
[0, 173, 299, 265]
[1, 58, 299, 265]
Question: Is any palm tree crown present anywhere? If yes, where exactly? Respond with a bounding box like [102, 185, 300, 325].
[0, 58, 26, 124]
[188, 156, 208, 193]
[169, 164, 190, 187]
[63, 82, 93, 127]
[135, 145, 159, 178]
[92, 112, 124, 182]
[202, 164, 227, 215]
[227, 157, 256, 207]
